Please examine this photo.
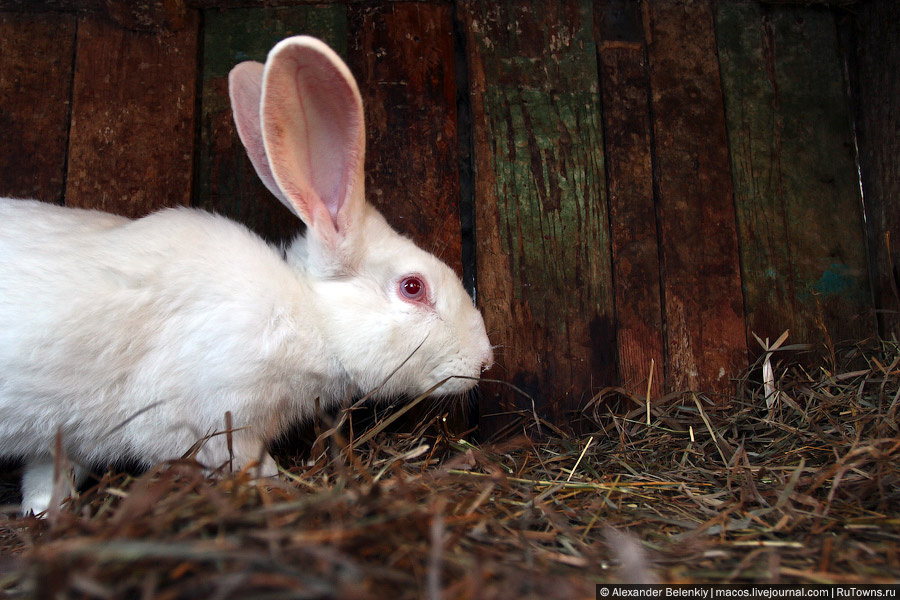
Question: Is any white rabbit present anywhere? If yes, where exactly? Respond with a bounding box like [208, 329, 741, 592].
[0, 36, 493, 515]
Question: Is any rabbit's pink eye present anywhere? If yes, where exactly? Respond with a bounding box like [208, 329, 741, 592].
[399, 275, 427, 303]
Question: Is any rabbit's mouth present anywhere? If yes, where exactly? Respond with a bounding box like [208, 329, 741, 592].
[422, 368, 482, 396]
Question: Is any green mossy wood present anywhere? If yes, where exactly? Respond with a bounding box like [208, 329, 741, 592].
[0, 0, 894, 427]
[717, 0, 874, 349]
[461, 0, 616, 425]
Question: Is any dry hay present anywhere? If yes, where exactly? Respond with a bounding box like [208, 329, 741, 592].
[1, 339, 899, 598]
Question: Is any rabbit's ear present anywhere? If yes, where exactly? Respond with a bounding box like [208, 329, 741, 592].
[260, 36, 366, 251]
[228, 61, 292, 210]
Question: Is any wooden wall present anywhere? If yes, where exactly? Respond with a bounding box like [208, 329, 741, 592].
[851, 0, 900, 339]
[0, 0, 895, 431]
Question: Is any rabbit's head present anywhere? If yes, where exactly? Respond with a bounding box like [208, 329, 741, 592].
[229, 36, 493, 399]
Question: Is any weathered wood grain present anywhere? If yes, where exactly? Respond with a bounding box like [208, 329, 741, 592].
[853, 0, 900, 338]
[187, 0, 454, 7]
[0, 0, 187, 31]
[348, 2, 462, 275]
[717, 0, 874, 349]
[196, 6, 347, 244]
[645, 0, 747, 396]
[65, 13, 199, 217]
[594, 0, 663, 398]
[0, 12, 76, 203]
[461, 0, 616, 425]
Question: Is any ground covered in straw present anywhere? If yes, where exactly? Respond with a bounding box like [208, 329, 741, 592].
[1, 340, 899, 598]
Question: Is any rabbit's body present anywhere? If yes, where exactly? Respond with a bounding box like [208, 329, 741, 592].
[0, 36, 492, 515]
[0, 201, 333, 471]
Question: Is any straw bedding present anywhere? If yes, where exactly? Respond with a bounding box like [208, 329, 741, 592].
[2, 339, 898, 598]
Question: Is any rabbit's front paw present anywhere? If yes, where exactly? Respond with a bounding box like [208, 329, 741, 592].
[20, 458, 86, 516]
[231, 436, 278, 478]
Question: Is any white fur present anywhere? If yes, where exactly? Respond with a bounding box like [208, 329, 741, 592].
[0, 36, 492, 515]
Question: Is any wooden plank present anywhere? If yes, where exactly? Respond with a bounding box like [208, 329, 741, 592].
[0, 1, 187, 32]
[196, 6, 347, 244]
[460, 0, 616, 426]
[644, 0, 747, 396]
[717, 1, 874, 349]
[65, 12, 199, 217]
[852, 1, 900, 338]
[594, 0, 663, 398]
[348, 2, 462, 276]
[188, 0, 456, 8]
[0, 12, 76, 203]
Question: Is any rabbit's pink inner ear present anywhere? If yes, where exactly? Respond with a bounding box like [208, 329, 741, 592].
[228, 61, 295, 211]
[261, 37, 365, 237]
